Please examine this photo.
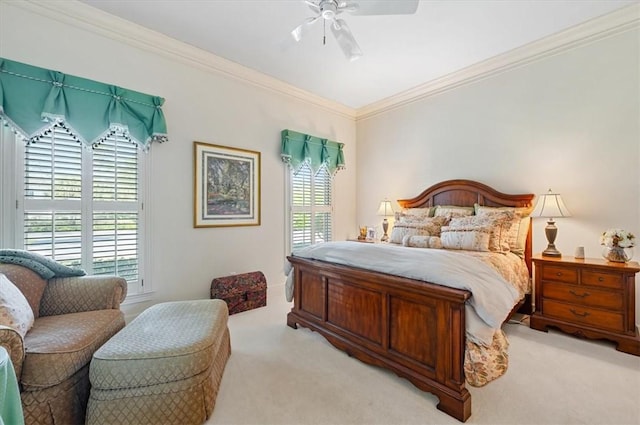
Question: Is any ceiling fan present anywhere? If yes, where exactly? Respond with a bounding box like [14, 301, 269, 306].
[291, 0, 419, 61]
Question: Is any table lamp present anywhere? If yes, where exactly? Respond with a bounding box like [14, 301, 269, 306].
[377, 199, 395, 242]
[531, 189, 572, 257]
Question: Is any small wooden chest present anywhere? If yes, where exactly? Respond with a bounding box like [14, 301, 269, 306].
[210, 271, 267, 315]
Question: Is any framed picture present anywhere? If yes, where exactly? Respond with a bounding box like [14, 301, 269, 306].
[366, 227, 376, 241]
[194, 141, 261, 228]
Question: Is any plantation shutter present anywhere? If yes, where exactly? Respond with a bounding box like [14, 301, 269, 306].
[291, 162, 312, 250]
[290, 163, 332, 252]
[313, 167, 332, 244]
[23, 129, 83, 266]
[21, 127, 142, 286]
[92, 136, 140, 283]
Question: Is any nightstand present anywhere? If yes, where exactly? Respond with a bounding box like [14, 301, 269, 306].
[530, 255, 640, 355]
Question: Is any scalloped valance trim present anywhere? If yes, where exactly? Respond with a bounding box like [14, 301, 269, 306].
[0, 57, 168, 151]
[280, 129, 345, 175]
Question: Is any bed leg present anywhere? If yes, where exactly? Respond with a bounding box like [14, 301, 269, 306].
[286, 313, 298, 329]
[436, 389, 471, 422]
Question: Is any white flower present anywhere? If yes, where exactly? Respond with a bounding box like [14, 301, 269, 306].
[600, 228, 635, 248]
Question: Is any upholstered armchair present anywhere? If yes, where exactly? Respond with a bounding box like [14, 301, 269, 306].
[0, 263, 127, 425]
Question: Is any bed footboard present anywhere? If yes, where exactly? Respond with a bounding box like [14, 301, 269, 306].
[286, 256, 472, 422]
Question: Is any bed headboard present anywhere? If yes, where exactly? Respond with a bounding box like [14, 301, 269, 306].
[397, 179, 536, 274]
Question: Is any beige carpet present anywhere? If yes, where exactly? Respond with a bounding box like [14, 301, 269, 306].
[207, 285, 640, 425]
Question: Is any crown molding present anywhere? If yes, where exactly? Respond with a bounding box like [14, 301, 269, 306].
[356, 3, 640, 121]
[11, 0, 357, 120]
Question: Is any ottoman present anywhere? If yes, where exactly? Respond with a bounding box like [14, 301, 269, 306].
[86, 300, 230, 425]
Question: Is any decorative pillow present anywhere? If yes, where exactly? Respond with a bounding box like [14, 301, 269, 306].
[433, 205, 475, 218]
[0, 273, 35, 338]
[402, 235, 443, 249]
[0, 264, 47, 318]
[475, 204, 532, 256]
[447, 212, 515, 252]
[395, 207, 434, 222]
[440, 226, 492, 251]
[389, 216, 449, 244]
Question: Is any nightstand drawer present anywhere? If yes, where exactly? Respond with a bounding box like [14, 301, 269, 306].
[542, 299, 624, 333]
[581, 270, 623, 290]
[541, 266, 578, 284]
[542, 282, 623, 310]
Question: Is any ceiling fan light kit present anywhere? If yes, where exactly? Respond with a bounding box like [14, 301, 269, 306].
[291, 0, 419, 61]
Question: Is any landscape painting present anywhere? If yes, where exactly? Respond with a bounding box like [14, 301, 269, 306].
[194, 142, 261, 227]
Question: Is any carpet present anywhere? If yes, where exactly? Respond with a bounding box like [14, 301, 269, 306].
[207, 285, 640, 425]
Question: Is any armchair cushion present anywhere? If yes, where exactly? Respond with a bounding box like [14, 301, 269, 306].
[0, 273, 34, 337]
[0, 264, 47, 318]
[21, 309, 124, 390]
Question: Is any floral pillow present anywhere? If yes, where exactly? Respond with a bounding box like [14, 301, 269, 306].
[446, 212, 515, 252]
[389, 216, 449, 244]
[0, 273, 35, 338]
[433, 205, 475, 218]
[440, 226, 492, 251]
[402, 235, 443, 249]
[395, 207, 434, 222]
[475, 204, 532, 256]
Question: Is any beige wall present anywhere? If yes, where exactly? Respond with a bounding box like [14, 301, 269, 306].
[2, 1, 638, 322]
[356, 28, 640, 319]
[0, 2, 357, 316]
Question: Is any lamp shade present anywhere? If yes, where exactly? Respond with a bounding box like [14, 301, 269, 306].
[531, 189, 572, 218]
[377, 200, 394, 217]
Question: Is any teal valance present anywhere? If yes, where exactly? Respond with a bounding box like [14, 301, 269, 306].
[0, 57, 167, 151]
[281, 129, 345, 174]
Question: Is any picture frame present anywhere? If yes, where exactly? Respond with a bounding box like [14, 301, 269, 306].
[366, 227, 376, 241]
[194, 141, 261, 228]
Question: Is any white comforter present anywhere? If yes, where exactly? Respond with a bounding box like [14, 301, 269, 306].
[285, 241, 524, 346]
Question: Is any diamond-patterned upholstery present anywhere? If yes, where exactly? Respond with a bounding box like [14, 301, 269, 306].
[87, 299, 231, 425]
[21, 310, 125, 390]
[0, 263, 127, 425]
[0, 264, 47, 319]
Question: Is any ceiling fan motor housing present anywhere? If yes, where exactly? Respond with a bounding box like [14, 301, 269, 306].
[320, 0, 339, 19]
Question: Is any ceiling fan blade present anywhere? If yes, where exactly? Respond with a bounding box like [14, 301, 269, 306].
[304, 0, 321, 14]
[330, 18, 363, 61]
[291, 16, 320, 42]
[337, 1, 359, 12]
[346, 0, 419, 16]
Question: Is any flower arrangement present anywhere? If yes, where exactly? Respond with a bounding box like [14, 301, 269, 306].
[600, 229, 636, 248]
[600, 229, 635, 262]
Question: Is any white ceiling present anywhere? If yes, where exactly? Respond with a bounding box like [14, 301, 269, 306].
[81, 0, 637, 109]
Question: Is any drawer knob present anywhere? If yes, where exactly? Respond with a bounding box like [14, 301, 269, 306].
[598, 277, 604, 282]
[570, 309, 590, 318]
[556, 272, 563, 277]
[569, 290, 590, 299]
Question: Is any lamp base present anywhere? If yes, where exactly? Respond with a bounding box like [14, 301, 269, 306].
[542, 219, 562, 257]
[542, 244, 562, 257]
[381, 218, 389, 242]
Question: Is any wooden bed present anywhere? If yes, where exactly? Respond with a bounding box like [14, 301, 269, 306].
[286, 179, 535, 422]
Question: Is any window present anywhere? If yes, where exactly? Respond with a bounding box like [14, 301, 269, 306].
[1, 125, 149, 299]
[289, 162, 333, 252]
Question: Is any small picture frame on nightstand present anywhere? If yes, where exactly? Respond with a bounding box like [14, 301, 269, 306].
[366, 228, 376, 241]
